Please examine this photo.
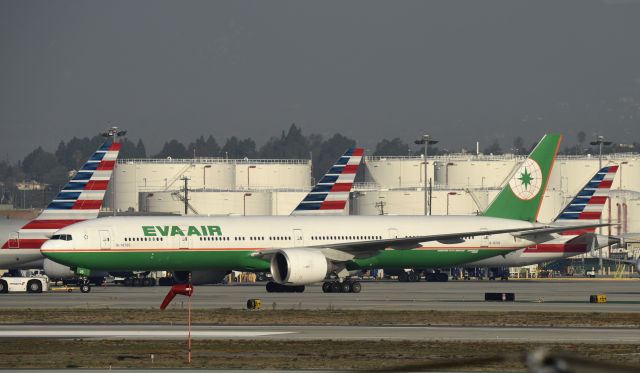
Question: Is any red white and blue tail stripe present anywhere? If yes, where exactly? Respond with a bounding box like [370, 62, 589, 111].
[554, 165, 618, 234]
[1, 140, 121, 249]
[291, 148, 364, 215]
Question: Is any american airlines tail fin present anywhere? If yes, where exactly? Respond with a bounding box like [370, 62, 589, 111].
[290, 148, 364, 215]
[1, 133, 122, 250]
[553, 165, 618, 235]
[482, 134, 562, 222]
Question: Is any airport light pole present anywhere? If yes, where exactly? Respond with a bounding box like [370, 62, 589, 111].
[590, 135, 612, 170]
[101, 127, 126, 216]
[415, 134, 438, 215]
[589, 135, 612, 274]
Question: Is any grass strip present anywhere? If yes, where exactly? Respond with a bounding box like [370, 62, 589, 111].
[1, 339, 639, 370]
[1, 309, 639, 328]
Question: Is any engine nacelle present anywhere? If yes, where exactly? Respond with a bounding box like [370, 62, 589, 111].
[270, 248, 329, 285]
[173, 270, 230, 285]
[43, 259, 76, 279]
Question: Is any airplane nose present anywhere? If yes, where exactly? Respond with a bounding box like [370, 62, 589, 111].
[40, 239, 67, 256]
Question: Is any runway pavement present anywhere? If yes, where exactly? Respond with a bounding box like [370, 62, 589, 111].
[0, 280, 639, 312]
[1, 324, 638, 343]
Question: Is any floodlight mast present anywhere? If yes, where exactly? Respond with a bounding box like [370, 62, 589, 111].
[101, 126, 126, 216]
[414, 134, 438, 215]
[589, 134, 612, 274]
[101, 126, 127, 144]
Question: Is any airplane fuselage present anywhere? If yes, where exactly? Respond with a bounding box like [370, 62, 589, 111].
[41, 215, 541, 273]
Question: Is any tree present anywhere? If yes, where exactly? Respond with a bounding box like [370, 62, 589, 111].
[483, 139, 503, 155]
[312, 133, 356, 182]
[259, 123, 310, 159]
[135, 139, 147, 158]
[577, 131, 586, 146]
[155, 140, 189, 158]
[22, 147, 61, 182]
[373, 138, 409, 156]
[513, 136, 524, 155]
[222, 137, 257, 159]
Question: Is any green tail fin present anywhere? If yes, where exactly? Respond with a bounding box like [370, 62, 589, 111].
[482, 133, 562, 222]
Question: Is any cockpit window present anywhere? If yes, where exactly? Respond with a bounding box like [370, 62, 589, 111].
[51, 234, 72, 241]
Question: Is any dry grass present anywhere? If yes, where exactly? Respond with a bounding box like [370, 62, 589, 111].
[1, 308, 640, 328]
[1, 339, 639, 370]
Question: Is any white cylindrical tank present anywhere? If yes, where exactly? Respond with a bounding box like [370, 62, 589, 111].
[109, 158, 311, 212]
[363, 157, 435, 189]
[436, 157, 521, 189]
[351, 188, 499, 216]
[234, 163, 310, 190]
[142, 190, 272, 216]
[270, 191, 313, 216]
[608, 190, 640, 236]
[536, 190, 567, 224]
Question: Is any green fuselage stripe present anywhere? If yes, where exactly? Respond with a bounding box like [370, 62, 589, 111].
[44, 248, 514, 272]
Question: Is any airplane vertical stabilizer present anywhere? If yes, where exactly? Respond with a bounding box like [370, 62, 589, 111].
[483, 134, 562, 222]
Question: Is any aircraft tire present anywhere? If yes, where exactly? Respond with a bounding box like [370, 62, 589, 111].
[340, 282, 351, 293]
[0, 280, 7, 294]
[123, 278, 133, 287]
[408, 272, 419, 282]
[142, 278, 151, 287]
[398, 272, 408, 282]
[350, 281, 362, 293]
[330, 281, 341, 293]
[132, 278, 142, 287]
[266, 281, 276, 293]
[80, 284, 91, 293]
[322, 282, 332, 293]
[436, 273, 448, 282]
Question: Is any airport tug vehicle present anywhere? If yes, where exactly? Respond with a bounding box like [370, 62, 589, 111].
[0, 274, 49, 294]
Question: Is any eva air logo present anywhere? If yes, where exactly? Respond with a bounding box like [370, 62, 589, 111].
[508, 159, 542, 200]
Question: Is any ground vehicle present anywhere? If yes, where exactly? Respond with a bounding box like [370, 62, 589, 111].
[0, 274, 49, 293]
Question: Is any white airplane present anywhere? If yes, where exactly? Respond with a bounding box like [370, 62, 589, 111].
[0, 128, 123, 278]
[41, 134, 610, 296]
[467, 165, 620, 269]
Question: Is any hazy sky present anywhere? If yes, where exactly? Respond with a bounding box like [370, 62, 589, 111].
[2, 0, 640, 161]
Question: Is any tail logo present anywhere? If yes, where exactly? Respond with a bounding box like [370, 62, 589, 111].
[509, 159, 542, 200]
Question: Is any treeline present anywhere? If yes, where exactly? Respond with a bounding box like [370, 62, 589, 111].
[1, 124, 638, 208]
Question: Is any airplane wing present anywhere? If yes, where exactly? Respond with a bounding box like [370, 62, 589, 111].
[512, 222, 614, 238]
[255, 223, 617, 262]
[255, 225, 549, 261]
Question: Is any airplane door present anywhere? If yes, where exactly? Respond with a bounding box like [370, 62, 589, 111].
[480, 228, 489, 248]
[8, 232, 19, 248]
[293, 229, 303, 247]
[178, 228, 189, 249]
[388, 228, 399, 239]
[99, 230, 111, 250]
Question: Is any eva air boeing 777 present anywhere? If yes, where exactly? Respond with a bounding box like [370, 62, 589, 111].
[41, 133, 605, 294]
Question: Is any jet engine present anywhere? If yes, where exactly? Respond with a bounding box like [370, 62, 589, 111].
[43, 259, 76, 279]
[173, 270, 230, 285]
[270, 248, 329, 285]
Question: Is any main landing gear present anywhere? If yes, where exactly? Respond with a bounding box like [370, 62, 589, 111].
[266, 281, 305, 293]
[322, 280, 361, 293]
[79, 278, 91, 293]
